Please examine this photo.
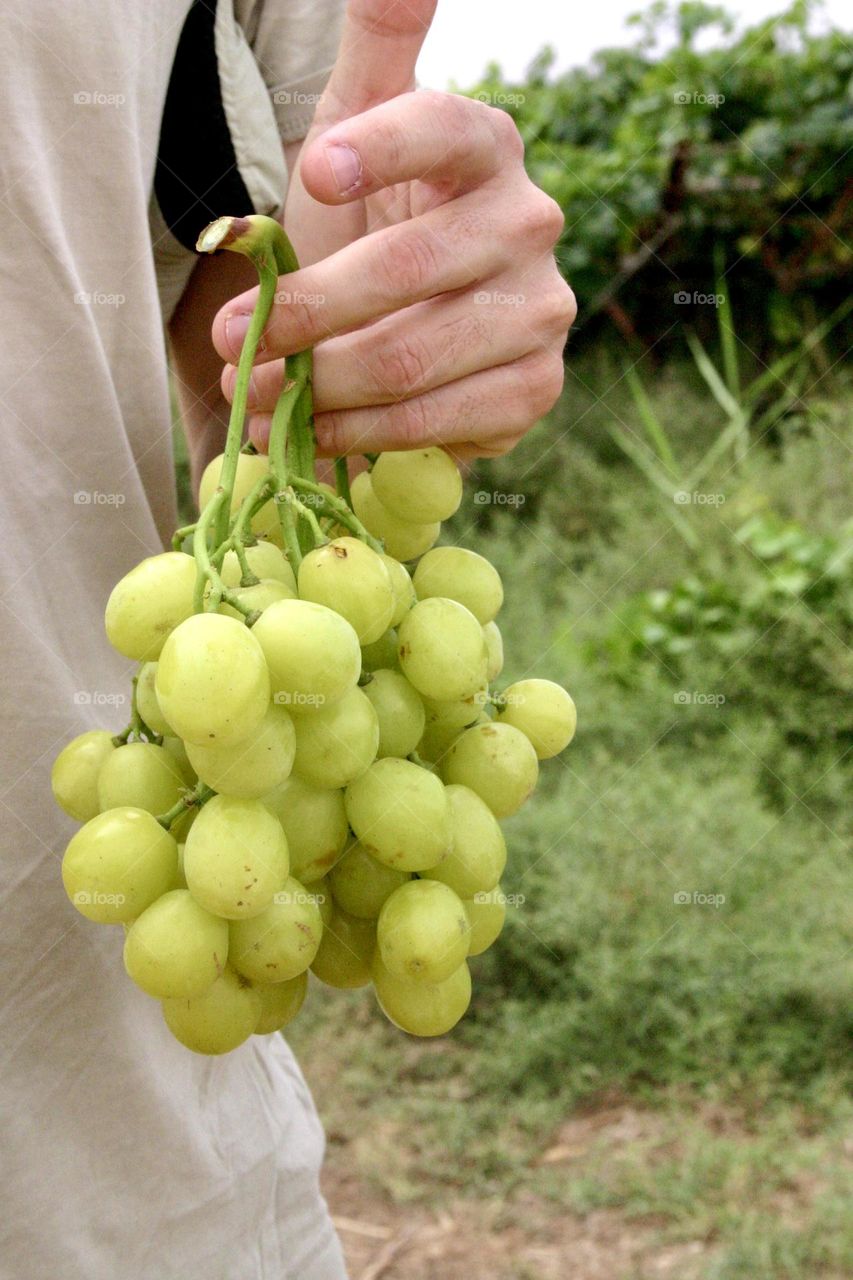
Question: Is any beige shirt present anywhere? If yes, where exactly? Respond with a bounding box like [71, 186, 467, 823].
[0, 2, 348, 1277]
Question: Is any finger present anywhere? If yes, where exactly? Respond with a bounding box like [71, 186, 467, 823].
[313, 348, 565, 456]
[212, 187, 522, 364]
[247, 410, 525, 463]
[299, 92, 515, 205]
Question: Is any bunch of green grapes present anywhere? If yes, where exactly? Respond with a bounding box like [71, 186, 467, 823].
[49, 215, 577, 1056]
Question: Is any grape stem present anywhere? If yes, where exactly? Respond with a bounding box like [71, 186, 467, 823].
[288, 477, 383, 552]
[112, 672, 161, 746]
[156, 781, 216, 830]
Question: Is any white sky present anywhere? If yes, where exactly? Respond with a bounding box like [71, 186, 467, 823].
[418, 0, 851, 88]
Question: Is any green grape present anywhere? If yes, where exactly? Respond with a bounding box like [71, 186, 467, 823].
[62, 807, 177, 923]
[350, 471, 440, 562]
[123, 889, 228, 998]
[416, 719, 465, 765]
[292, 687, 379, 789]
[185, 704, 295, 799]
[298, 537, 395, 644]
[254, 970, 308, 1034]
[251, 598, 360, 713]
[377, 879, 470, 983]
[51, 730, 116, 822]
[397, 598, 488, 701]
[465, 888, 507, 955]
[328, 842, 410, 918]
[361, 628, 400, 672]
[421, 784, 506, 897]
[162, 966, 261, 1055]
[96, 742, 186, 817]
[161, 736, 196, 784]
[155, 612, 271, 747]
[362, 669, 426, 759]
[219, 578, 296, 620]
[372, 953, 471, 1037]
[105, 552, 197, 660]
[497, 678, 577, 759]
[220, 543, 297, 593]
[136, 662, 174, 736]
[370, 446, 463, 524]
[412, 547, 503, 625]
[421, 689, 487, 732]
[310, 907, 375, 988]
[381, 555, 416, 626]
[483, 621, 504, 681]
[441, 722, 539, 818]
[344, 757, 450, 872]
[229, 876, 323, 982]
[183, 795, 289, 919]
[262, 775, 349, 882]
[199, 451, 279, 543]
[309, 878, 334, 925]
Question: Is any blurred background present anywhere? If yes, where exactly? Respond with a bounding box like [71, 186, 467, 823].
[178, 2, 853, 1275]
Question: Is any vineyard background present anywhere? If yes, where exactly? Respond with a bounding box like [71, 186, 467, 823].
[174, 5, 853, 1275]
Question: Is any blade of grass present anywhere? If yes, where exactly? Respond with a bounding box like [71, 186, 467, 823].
[714, 244, 740, 401]
[624, 365, 680, 475]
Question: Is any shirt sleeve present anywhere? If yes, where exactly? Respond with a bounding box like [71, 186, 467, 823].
[235, 0, 347, 141]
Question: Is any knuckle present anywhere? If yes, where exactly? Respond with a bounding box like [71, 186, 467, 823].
[371, 332, 432, 398]
[543, 281, 578, 334]
[518, 352, 565, 419]
[376, 228, 440, 300]
[274, 288, 321, 345]
[517, 188, 565, 247]
[387, 393, 433, 448]
[489, 105, 525, 160]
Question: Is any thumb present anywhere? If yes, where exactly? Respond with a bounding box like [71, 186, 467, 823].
[309, 0, 436, 131]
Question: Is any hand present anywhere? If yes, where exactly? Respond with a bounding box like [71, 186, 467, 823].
[212, 0, 576, 461]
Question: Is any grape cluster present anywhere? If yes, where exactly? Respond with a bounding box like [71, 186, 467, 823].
[50, 216, 576, 1056]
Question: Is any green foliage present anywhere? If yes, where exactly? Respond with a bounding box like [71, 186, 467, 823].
[466, 2, 853, 349]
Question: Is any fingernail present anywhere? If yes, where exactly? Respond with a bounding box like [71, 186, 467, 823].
[224, 311, 254, 358]
[325, 143, 362, 195]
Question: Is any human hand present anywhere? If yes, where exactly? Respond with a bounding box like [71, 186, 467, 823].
[212, 0, 575, 461]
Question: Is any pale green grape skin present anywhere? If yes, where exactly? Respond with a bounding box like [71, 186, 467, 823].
[51, 730, 116, 822]
[371, 447, 463, 524]
[262, 775, 349, 882]
[310, 878, 334, 925]
[362, 669, 426, 759]
[361, 628, 400, 673]
[377, 879, 470, 983]
[421, 784, 506, 898]
[161, 736, 196, 785]
[105, 552, 197, 661]
[398, 598, 488, 702]
[372, 954, 472, 1037]
[298, 537, 395, 644]
[229, 876, 323, 982]
[464, 889, 507, 955]
[199, 452, 279, 543]
[155, 612, 271, 747]
[497, 679, 577, 759]
[416, 719, 465, 766]
[412, 547, 504, 625]
[310, 907, 376, 988]
[381, 556, 416, 626]
[123, 889, 228, 999]
[251, 599, 361, 713]
[183, 795, 289, 919]
[162, 966, 262, 1055]
[253, 970, 308, 1034]
[483, 622, 504, 681]
[185, 704, 296, 799]
[96, 742, 186, 817]
[344, 757, 450, 872]
[328, 842, 410, 918]
[292, 687, 379, 790]
[350, 471, 440, 562]
[136, 663, 174, 736]
[62, 807, 178, 923]
[219, 578, 296, 620]
[441, 722, 539, 819]
[220, 543, 296, 593]
[421, 689, 487, 732]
